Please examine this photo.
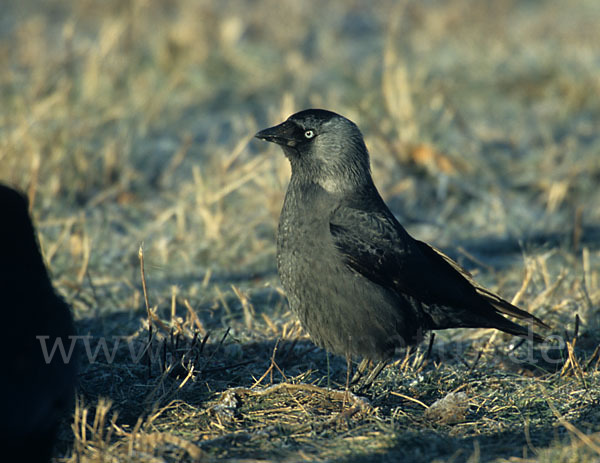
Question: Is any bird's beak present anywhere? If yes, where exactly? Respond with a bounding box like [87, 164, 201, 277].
[255, 120, 299, 147]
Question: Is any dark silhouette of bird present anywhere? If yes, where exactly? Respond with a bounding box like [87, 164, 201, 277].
[0, 184, 77, 462]
[255, 109, 548, 388]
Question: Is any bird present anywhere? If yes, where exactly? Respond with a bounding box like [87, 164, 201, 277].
[255, 109, 548, 389]
[0, 184, 77, 462]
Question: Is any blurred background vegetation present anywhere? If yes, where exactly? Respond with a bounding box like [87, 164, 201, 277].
[1, 0, 600, 461]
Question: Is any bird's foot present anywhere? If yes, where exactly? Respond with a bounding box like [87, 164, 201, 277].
[351, 360, 387, 393]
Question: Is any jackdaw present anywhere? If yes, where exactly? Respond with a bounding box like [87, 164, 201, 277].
[255, 109, 548, 387]
[0, 185, 77, 462]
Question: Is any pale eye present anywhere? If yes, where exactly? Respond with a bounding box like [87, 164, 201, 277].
[304, 130, 315, 139]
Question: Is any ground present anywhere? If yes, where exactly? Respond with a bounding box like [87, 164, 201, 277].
[1, 0, 600, 461]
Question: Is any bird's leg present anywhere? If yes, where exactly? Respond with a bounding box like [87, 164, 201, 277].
[356, 360, 387, 392]
[344, 353, 354, 407]
[351, 358, 370, 385]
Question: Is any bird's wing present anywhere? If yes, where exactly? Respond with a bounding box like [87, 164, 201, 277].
[329, 205, 548, 328]
[329, 205, 416, 290]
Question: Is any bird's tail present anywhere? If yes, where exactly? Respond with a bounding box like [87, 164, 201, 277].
[424, 243, 549, 341]
[428, 308, 547, 343]
[473, 287, 549, 342]
[484, 311, 547, 343]
[476, 286, 549, 329]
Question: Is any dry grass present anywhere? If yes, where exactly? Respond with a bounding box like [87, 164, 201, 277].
[2, 0, 600, 461]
